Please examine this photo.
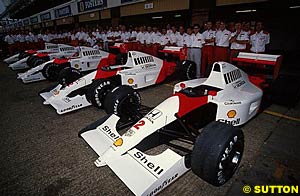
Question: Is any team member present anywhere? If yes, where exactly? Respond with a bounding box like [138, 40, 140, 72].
[150, 26, 161, 44]
[176, 26, 187, 47]
[229, 22, 249, 62]
[183, 27, 193, 60]
[144, 26, 153, 45]
[169, 26, 178, 45]
[189, 24, 205, 78]
[250, 22, 270, 53]
[201, 21, 216, 76]
[4, 33, 14, 55]
[214, 21, 231, 62]
[159, 28, 171, 46]
[136, 26, 146, 44]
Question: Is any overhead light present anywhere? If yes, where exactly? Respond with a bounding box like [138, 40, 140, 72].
[289, 5, 300, 9]
[236, 9, 256, 13]
[152, 16, 163, 19]
[174, 14, 181, 18]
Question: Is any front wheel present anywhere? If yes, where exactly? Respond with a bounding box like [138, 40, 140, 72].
[42, 63, 63, 81]
[104, 85, 141, 121]
[58, 67, 82, 87]
[33, 58, 47, 67]
[191, 121, 244, 186]
[86, 79, 116, 109]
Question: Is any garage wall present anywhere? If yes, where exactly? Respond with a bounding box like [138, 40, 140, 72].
[216, 0, 267, 6]
[120, 0, 189, 17]
[56, 17, 74, 25]
[78, 11, 100, 22]
[101, 9, 111, 19]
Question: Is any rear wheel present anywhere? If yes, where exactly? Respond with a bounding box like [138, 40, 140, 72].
[86, 79, 116, 109]
[33, 58, 47, 67]
[58, 67, 82, 87]
[104, 85, 141, 121]
[42, 63, 63, 81]
[177, 60, 197, 80]
[190, 121, 244, 186]
[26, 55, 37, 67]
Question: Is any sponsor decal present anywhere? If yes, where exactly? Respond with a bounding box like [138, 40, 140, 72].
[147, 173, 179, 196]
[30, 17, 38, 24]
[218, 118, 240, 126]
[133, 151, 164, 175]
[40, 12, 51, 21]
[78, 0, 107, 12]
[141, 64, 156, 69]
[60, 104, 83, 113]
[74, 64, 80, 68]
[127, 78, 134, 84]
[227, 110, 237, 118]
[100, 125, 123, 146]
[224, 100, 241, 105]
[232, 80, 245, 88]
[145, 109, 162, 123]
[55, 6, 71, 18]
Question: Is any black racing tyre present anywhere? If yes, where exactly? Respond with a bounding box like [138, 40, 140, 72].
[58, 67, 82, 87]
[178, 60, 197, 80]
[104, 85, 141, 121]
[86, 79, 116, 109]
[26, 55, 37, 67]
[191, 121, 244, 186]
[19, 51, 29, 59]
[42, 63, 63, 81]
[33, 58, 47, 67]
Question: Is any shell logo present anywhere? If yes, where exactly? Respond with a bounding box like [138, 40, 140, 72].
[74, 64, 79, 68]
[227, 110, 237, 118]
[128, 78, 134, 84]
[113, 138, 123, 147]
[54, 90, 60, 95]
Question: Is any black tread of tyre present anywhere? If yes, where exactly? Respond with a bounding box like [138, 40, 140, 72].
[33, 58, 47, 67]
[104, 85, 141, 120]
[41, 63, 63, 81]
[191, 121, 244, 187]
[86, 79, 116, 109]
[179, 60, 197, 80]
[58, 67, 82, 86]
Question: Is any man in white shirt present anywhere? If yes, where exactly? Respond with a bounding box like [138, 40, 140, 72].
[214, 21, 231, 62]
[229, 22, 249, 62]
[202, 21, 216, 76]
[189, 24, 205, 78]
[183, 27, 193, 60]
[250, 22, 270, 53]
[136, 26, 146, 44]
[159, 28, 171, 46]
[150, 26, 161, 44]
[169, 26, 178, 45]
[144, 26, 153, 45]
[4, 33, 15, 55]
[176, 26, 187, 47]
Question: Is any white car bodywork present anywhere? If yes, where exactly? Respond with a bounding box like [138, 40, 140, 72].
[40, 51, 175, 114]
[3, 43, 58, 64]
[8, 44, 77, 70]
[79, 62, 263, 196]
[17, 47, 111, 83]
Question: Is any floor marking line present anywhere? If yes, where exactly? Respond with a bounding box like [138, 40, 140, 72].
[263, 110, 300, 122]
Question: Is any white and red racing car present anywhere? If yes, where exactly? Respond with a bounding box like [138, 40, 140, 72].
[39, 51, 195, 114]
[3, 43, 58, 64]
[8, 44, 77, 70]
[17, 47, 116, 84]
[79, 62, 263, 196]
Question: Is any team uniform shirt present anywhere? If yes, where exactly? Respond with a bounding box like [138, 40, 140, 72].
[130, 31, 138, 39]
[37, 34, 43, 40]
[113, 31, 121, 38]
[120, 32, 131, 42]
[86, 37, 96, 46]
[25, 35, 32, 42]
[33, 35, 38, 42]
[215, 29, 231, 47]
[70, 34, 76, 41]
[183, 34, 193, 47]
[160, 34, 171, 46]
[42, 35, 50, 42]
[144, 32, 153, 44]
[167, 29, 173, 36]
[169, 32, 178, 44]
[176, 33, 187, 47]
[230, 31, 249, 50]
[136, 32, 146, 43]
[250, 31, 270, 53]
[16, 34, 25, 42]
[191, 32, 205, 48]
[101, 32, 108, 41]
[4, 35, 14, 44]
[202, 29, 216, 46]
[150, 32, 161, 44]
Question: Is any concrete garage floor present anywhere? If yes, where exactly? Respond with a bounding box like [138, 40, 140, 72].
[0, 61, 299, 196]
